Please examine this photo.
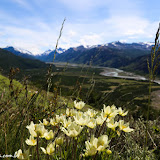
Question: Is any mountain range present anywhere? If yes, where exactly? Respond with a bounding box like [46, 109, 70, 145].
[35, 48, 66, 62]
[0, 48, 48, 74]
[2, 41, 155, 74]
[4, 46, 35, 60]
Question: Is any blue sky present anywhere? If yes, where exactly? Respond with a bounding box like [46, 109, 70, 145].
[0, 0, 160, 54]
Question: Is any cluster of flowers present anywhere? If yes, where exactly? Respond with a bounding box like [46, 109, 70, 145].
[15, 100, 133, 159]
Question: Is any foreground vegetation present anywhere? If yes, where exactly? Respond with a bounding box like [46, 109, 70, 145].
[0, 62, 160, 159]
[1, 22, 160, 160]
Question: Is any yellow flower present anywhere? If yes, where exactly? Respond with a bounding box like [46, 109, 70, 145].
[40, 143, 55, 155]
[25, 135, 37, 146]
[61, 121, 83, 137]
[119, 120, 134, 132]
[118, 107, 128, 116]
[106, 149, 112, 155]
[74, 100, 85, 110]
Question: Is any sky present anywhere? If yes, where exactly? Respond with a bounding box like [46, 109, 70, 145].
[0, 0, 160, 55]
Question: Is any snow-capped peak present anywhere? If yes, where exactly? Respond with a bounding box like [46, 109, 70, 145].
[14, 47, 33, 55]
[138, 42, 154, 48]
[42, 48, 66, 55]
[43, 49, 52, 55]
[4, 46, 33, 55]
[57, 48, 66, 54]
[83, 44, 101, 49]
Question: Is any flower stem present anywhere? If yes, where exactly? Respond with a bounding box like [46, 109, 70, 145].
[74, 138, 77, 160]
[36, 136, 39, 160]
[96, 120, 106, 137]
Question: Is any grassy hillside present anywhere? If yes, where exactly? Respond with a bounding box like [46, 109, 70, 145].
[0, 65, 160, 159]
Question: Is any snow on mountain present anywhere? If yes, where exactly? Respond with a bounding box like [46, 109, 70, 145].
[83, 44, 101, 49]
[57, 48, 66, 54]
[42, 49, 52, 55]
[4, 46, 33, 55]
[14, 47, 33, 55]
[104, 43, 108, 46]
[138, 42, 154, 48]
[42, 48, 66, 55]
[111, 41, 118, 46]
[65, 41, 154, 52]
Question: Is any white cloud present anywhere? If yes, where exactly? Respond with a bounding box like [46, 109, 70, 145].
[0, 15, 158, 55]
[0, 24, 59, 55]
[79, 33, 103, 46]
[0, 0, 159, 54]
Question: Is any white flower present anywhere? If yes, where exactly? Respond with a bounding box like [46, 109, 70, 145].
[56, 114, 66, 123]
[25, 135, 37, 146]
[84, 135, 110, 156]
[107, 118, 118, 131]
[15, 149, 30, 160]
[70, 109, 77, 116]
[44, 130, 55, 140]
[87, 118, 97, 129]
[61, 121, 83, 137]
[50, 117, 58, 126]
[15, 149, 25, 159]
[34, 123, 47, 138]
[26, 121, 37, 137]
[74, 100, 85, 110]
[55, 136, 64, 145]
[66, 108, 70, 116]
[119, 120, 134, 132]
[66, 108, 77, 117]
[102, 105, 118, 119]
[42, 119, 49, 125]
[74, 111, 90, 126]
[118, 107, 128, 116]
[62, 117, 73, 128]
[40, 143, 55, 155]
[96, 115, 105, 125]
[86, 109, 97, 117]
[84, 135, 98, 156]
[97, 135, 110, 151]
[26, 121, 47, 138]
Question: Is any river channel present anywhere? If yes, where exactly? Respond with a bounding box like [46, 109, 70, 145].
[51, 62, 160, 84]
